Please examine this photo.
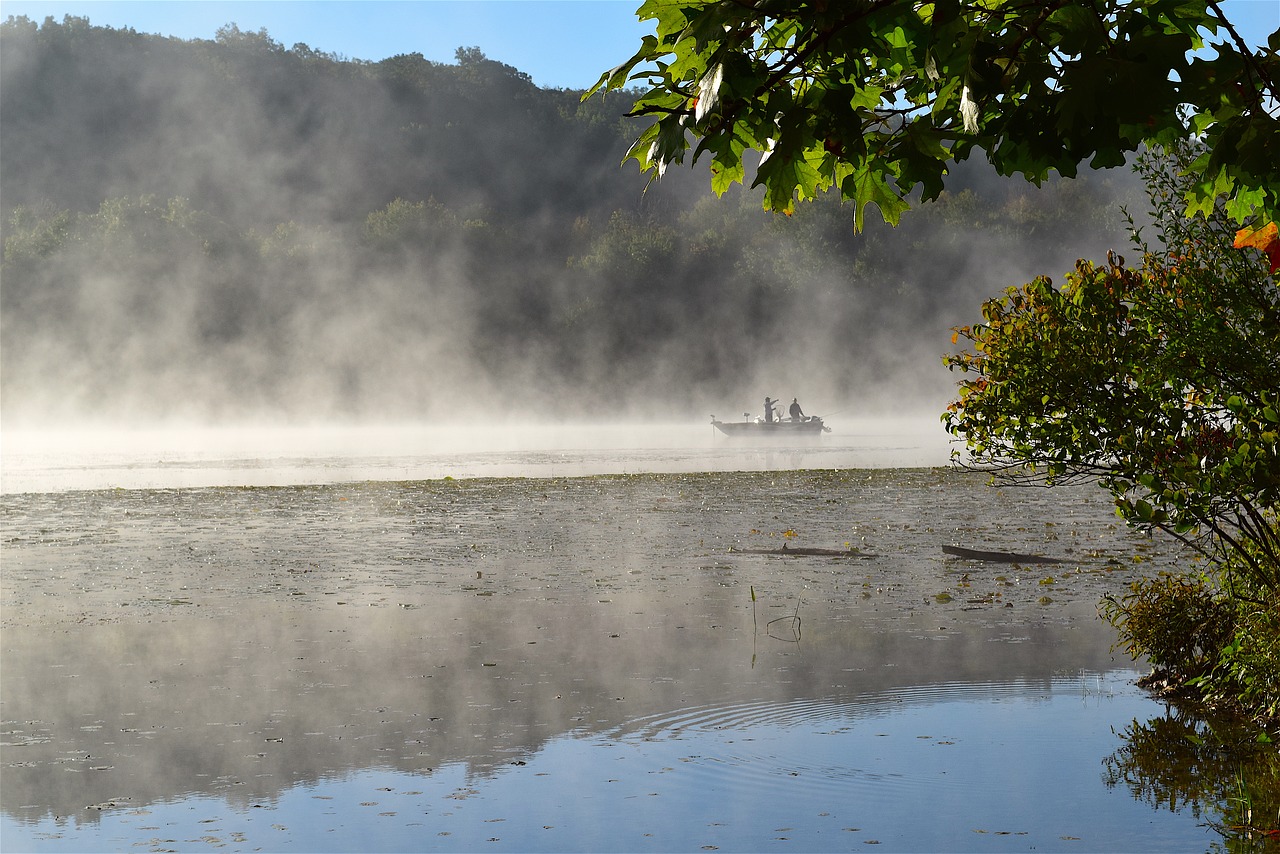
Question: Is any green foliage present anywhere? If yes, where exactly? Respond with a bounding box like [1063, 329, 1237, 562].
[944, 147, 1280, 593]
[362, 198, 460, 251]
[1101, 572, 1236, 680]
[1, 194, 240, 268]
[3, 205, 73, 263]
[945, 145, 1279, 720]
[571, 209, 678, 274]
[1213, 604, 1280, 723]
[1100, 550, 1280, 722]
[589, 0, 1280, 229]
[946, 250, 1280, 583]
[1204, 544, 1280, 721]
[253, 220, 331, 261]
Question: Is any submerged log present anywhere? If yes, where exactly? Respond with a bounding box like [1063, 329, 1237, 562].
[942, 545, 1066, 564]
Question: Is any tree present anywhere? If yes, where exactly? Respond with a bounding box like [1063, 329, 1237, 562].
[943, 145, 1279, 591]
[588, 0, 1279, 230]
[591, 1, 1279, 719]
[942, 145, 1279, 719]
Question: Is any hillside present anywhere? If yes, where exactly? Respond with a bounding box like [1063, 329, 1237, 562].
[1, 15, 1142, 425]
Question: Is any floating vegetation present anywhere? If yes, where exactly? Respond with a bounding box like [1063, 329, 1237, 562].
[0, 463, 1214, 850]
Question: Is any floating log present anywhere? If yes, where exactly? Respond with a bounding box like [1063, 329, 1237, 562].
[729, 544, 874, 558]
[942, 545, 1066, 564]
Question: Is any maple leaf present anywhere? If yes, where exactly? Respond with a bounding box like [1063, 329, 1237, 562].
[1233, 222, 1280, 273]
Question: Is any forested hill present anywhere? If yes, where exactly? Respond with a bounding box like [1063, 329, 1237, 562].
[1, 15, 1141, 425]
[0, 16, 663, 225]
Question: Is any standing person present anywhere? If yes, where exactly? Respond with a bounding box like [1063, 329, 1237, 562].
[789, 398, 805, 421]
[763, 397, 777, 423]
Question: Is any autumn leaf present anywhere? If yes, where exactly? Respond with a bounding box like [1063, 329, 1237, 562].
[1233, 221, 1280, 273]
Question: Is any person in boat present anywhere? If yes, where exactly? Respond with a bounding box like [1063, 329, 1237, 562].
[789, 398, 805, 422]
[763, 397, 778, 423]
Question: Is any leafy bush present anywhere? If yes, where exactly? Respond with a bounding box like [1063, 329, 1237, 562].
[1200, 530, 1280, 722]
[1101, 537, 1280, 724]
[1207, 600, 1280, 723]
[947, 144, 1280, 722]
[1101, 573, 1236, 685]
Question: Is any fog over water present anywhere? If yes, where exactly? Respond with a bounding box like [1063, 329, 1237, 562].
[0, 417, 953, 494]
[0, 16, 1146, 432]
[0, 17, 1255, 854]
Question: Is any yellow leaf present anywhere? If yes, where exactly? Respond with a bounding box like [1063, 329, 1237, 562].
[1233, 222, 1280, 273]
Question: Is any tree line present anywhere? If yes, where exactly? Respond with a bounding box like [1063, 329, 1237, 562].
[1, 14, 1135, 422]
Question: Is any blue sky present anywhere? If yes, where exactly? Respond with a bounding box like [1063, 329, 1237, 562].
[2, 0, 1277, 90]
[0, 1, 655, 89]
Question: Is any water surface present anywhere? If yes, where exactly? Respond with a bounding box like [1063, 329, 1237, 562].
[0, 427, 1213, 851]
[0, 418, 949, 494]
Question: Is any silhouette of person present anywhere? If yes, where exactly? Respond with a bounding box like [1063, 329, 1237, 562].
[763, 397, 777, 423]
[789, 398, 805, 421]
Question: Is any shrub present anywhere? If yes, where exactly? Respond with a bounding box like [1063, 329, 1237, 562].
[1102, 572, 1237, 688]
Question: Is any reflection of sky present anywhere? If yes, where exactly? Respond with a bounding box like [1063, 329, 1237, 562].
[1, 674, 1214, 852]
[0, 464, 1208, 851]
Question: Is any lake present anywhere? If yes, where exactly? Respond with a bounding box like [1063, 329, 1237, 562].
[0, 421, 1226, 851]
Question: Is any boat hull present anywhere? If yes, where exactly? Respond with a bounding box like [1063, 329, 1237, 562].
[711, 417, 828, 437]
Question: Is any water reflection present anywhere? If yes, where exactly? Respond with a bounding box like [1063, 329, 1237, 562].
[0, 466, 1230, 851]
[2, 598, 1219, 852]
[1104, 709, 1280, 850]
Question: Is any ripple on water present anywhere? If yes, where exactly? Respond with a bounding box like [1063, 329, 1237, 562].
[0, 671, 1214, 853]
[598, 673, 1151, 809]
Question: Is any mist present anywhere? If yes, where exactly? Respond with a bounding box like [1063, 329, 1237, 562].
[0, 16, 1146, 430]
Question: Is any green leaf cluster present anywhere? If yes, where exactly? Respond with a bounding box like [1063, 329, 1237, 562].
[1100, 572, 1235, 679]
[1100, 556, 1280, 725]
[944, 145, 1279, 720]
[945, 146, 1279, 593]
[590, 0, 1280, 229]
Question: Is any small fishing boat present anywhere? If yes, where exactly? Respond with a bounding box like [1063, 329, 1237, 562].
[710, 414, 830, 437]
